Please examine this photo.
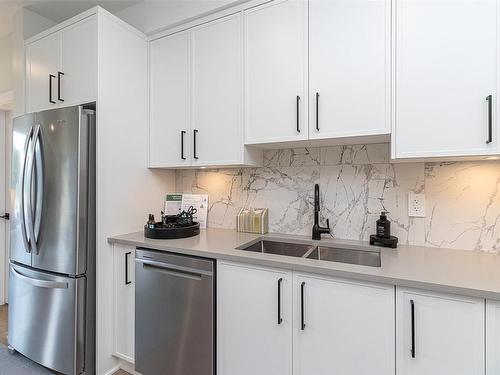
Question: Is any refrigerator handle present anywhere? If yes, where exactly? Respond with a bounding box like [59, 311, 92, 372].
[21, 126, 34, 253]
[27, 124, 41, 255]
[11, 267, 68, 289]
[32, 125, 44, 250]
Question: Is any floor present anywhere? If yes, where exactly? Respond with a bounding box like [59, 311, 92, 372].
[0, 304, 7, 346]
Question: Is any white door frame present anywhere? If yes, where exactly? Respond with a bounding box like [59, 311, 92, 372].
[0, 90, 13, 305]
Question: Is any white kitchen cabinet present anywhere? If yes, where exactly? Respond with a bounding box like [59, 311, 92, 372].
[244, 0, 308, 144]
[293, 273, 395, 375]
[26, 15, 97, 113]
[149, 14, 261, 168]
[309, 0, 390, 141]
[112, 244, 135, 363]
[60, 16, 97, 106]
[487, 300, 500, 375]
[26, 32, 60, 113]
[217, 261, 293, 375]
[396, 287, 484, 375]
[393, 0, 499, 159]
[192, 14, 249, 166]
[149, 31, 191, 168]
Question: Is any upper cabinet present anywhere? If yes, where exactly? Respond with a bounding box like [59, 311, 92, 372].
[149, 31, 191, 168]
[148, 13, 261, 168]
[26, 16, 97, 113]
[309, 0, 390, 140]
[393, 0, 499, 160]
[244, 0, 308, 144]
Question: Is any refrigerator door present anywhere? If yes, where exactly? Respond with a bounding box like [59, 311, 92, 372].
[8, 263, 86, 375]
[11, 113, 36, 267]
[31, 106, 91, 275]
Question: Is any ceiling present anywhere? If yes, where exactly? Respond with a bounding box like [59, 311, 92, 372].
[0, 0, 141, 39]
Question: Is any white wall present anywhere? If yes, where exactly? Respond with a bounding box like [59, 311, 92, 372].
[115, 0, 244, 34]
[0, 35, 13, 94]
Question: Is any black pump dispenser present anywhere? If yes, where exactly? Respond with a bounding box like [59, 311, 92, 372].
[376, 211, 390, 238]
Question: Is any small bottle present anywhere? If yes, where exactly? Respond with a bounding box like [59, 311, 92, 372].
[376, 211, 390, 238]
[147, 214, 156, 229]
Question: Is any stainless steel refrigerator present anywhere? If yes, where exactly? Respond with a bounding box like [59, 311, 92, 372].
[8, 105, 96, 375]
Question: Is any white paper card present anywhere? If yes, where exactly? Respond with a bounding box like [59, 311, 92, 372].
[181, 194, 209, 229]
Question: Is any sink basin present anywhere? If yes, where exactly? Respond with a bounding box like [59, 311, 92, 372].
[237, 240, 315, 258]
[307, 246, 381, 267]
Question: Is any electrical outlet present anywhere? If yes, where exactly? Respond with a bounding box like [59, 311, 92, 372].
[408, 192, 426, 217]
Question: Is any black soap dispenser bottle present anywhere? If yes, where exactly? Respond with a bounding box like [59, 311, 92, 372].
[376, 211, 390, 238]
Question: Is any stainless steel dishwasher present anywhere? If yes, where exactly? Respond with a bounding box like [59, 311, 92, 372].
[135, 248, 215, 375]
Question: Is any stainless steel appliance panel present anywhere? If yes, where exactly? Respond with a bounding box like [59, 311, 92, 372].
[8, 263, 86, 375]
[135, 249, 215, 375]
[31, 106, 89, 275]
[10, 113, 36, 267]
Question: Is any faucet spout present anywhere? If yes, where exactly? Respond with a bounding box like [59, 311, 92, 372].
[312, 184, 331, 240]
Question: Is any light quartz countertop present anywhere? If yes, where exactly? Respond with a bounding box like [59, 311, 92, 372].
[108, 228, 500, 300]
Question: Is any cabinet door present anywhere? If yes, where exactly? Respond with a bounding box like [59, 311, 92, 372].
[396, 287, 484, 375]
[113, 245, 135, 362]
[394, 0, 498, 159]
[217, 262, 292, 375]
[192, 14, 243, 166]
[244, 0, 308, 144]
[60, 16, 97, 106]
[309, 0, 390, 140]
[294, 273, 395, 375]
[149, 32, 191, 167]
[487, 300, 500, 375]
[26, 32, 60, 113]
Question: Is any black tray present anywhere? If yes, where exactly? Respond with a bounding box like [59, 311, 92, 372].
[144, 222, 200, 239]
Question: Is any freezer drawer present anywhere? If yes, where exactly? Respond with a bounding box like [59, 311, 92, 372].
[135, 249, 215, 375]
[8, 263, 86, 375]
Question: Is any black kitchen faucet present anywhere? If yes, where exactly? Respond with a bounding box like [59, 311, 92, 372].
[312, 184, 331, 240]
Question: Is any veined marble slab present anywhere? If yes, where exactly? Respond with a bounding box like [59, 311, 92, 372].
[176, 144, 500, 253]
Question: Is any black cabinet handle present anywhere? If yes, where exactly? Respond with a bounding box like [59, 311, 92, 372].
[296, 96, 301, 133]
[125, 251, 131, 285]
[181, 130, 186, 160]
[277, 278, 283, 325]
[487, 95, 493, 144]
[301, 281, 305, 330]
[410, 299, 415, 358]
[316, 92, 320, 131]
[49, 74, 56, 104]
[193, 129, 199, 159]
[0, 213, 9, 220]
[57, 72, 64, 102]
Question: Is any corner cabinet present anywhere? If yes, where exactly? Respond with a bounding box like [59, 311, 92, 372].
[393, 0, 500, 160]
[244, 0, 308, 144]
[112, 244, 135, 363]
[25, 15, 97, 113]
[396, 287, 484, 375]
[148, 13, 261, 168]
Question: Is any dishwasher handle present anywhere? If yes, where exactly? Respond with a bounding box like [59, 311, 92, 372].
[137, 258, 213, 281]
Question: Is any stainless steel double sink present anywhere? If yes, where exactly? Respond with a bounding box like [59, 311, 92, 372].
[237, 239, 381, 267]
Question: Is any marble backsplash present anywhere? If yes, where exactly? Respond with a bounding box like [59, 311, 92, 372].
[176, 144, 500, 252]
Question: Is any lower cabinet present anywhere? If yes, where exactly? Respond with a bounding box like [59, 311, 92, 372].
[217, 261, 395, 375]
[112, 244, 135, 362]
[294, 273, 395, 375]
[217, 261, 293, 375]
[396, 287, 484, 375]
[487, 300, 500, 375]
